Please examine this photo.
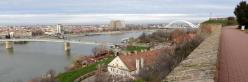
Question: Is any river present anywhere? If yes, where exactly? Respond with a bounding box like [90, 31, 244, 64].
[0, 31, 152, 82]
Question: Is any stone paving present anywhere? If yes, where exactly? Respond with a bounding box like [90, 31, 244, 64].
[165, 25, 222, 82]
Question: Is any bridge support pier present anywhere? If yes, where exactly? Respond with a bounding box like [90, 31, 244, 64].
[64, 42, 70, 51]
[5, 41, 13, 49]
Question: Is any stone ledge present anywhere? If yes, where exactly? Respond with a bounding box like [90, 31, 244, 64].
[165, 25, 222, 82]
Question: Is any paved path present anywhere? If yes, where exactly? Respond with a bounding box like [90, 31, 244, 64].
[219, 26, 248, 82]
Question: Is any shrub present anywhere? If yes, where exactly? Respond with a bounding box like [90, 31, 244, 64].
[137, 30, 171, 43]
[137, 30, 205, 82]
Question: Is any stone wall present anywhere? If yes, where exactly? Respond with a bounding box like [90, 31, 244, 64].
[165, 24, 222, 82]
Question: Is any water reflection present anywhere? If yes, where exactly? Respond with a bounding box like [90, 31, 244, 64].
[6, 48, 14, 55]
[64, 50, 71, 59]
[14, 41, 29, 45]
[0, 31, 151, 82]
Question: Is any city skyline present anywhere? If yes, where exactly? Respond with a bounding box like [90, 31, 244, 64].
[0, 0, 245, 24]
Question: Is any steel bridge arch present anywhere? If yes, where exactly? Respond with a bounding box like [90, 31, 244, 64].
[165, 20, 200, 28]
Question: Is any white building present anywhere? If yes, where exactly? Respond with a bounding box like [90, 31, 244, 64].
[108, 49, 161, 78]
[9, 32, 14, 38]
[56, 24, 63, 34]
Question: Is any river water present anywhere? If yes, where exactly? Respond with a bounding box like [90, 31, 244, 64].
[0, 31, 151, 82]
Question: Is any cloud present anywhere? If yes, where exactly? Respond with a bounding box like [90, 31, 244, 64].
[0, 0, 239, 14]
[0, 0, 242, 24]
[0, 14, 208, 24]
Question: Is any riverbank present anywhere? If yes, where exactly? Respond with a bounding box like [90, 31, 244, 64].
[56, 56, 114, 82]
[0, 30, 147, 82]
[65, 29, 157, 37]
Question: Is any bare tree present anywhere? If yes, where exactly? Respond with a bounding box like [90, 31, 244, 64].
[92, 45, 108, 56]
[137, 31, 205, 82]
[138, 49, 174, 81]
[29, 69, 58, 82]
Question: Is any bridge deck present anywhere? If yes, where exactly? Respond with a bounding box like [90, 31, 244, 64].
[0, 39, 113, 45]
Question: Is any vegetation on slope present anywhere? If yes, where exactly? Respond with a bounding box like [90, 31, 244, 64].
[124, 46, 149, 52]
[203, 17, 238, 26]
[56, 56, 114, 82]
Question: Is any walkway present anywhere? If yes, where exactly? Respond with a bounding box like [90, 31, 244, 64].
[219, 26, 248, 82]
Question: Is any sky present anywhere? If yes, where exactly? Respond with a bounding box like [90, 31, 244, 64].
[0, 0, 245, 24]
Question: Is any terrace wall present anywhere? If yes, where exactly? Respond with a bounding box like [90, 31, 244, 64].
[165, 24, 222, 82]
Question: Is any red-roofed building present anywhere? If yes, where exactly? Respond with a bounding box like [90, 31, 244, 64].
[107, 49, 164, 78]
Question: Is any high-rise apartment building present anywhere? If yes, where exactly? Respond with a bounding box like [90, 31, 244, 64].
[110, 20, 125, 29]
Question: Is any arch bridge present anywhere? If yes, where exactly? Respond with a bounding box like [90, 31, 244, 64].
[163, 20, 201, 28]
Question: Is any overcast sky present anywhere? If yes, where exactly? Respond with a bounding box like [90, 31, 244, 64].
[0, 0, 245, 24]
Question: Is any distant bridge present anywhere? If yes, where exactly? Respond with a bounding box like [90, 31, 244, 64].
[162, 20, 202, 28]
[0, 39, 114, 46]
